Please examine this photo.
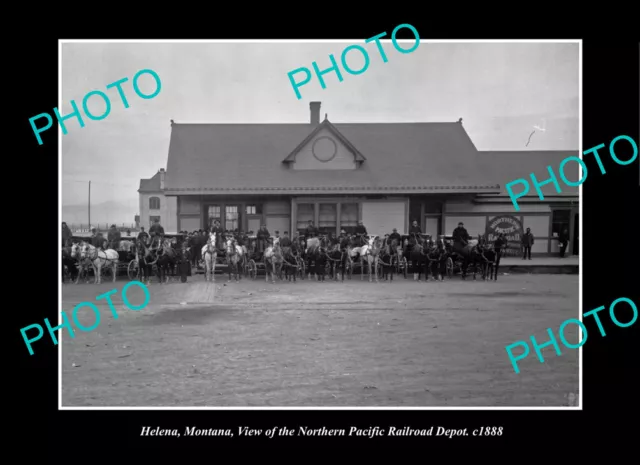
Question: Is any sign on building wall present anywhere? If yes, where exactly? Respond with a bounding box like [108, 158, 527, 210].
[485, 215, 523, 255]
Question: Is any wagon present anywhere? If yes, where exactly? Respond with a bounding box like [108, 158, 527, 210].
[127, 233, 186, 281]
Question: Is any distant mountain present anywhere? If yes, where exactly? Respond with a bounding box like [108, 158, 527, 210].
[62, 200, 137, 226]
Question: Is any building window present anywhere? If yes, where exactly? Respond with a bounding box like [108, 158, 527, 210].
[225, 205, 239, 232]
[246, 204, 262, 215]
[149, 216, 161, 226]
[149, 197, 160, 210]
[318, 203, 337, 234]
[340, 203, 358, 234]
[208, 205, 221, 229]
[552, 209, 571, 236]
[296, 203, 314, 232]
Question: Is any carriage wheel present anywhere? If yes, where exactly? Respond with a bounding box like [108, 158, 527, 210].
[127, 260, 139, 281]
[248, 260, 257, 280]
[446, 257, 454, 279]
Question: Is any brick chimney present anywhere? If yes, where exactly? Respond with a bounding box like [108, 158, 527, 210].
[159, 168, 165, 190]
[310, 101, 321, 126]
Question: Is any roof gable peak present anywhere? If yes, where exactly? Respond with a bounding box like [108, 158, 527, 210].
[282, 119, 366, 166]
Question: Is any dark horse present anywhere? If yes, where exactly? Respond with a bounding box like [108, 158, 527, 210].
[280, 240, 300, 282]
[477, 235, 499, 281]
[156, 238, 177, 283]
[429, 239, 448, 281]
[406, 233, 429, 281]
[324, 235, 344, 281]
[452, 235, 484, 280]
[377, 238, 398, 281]
[136, 239, 156, 284]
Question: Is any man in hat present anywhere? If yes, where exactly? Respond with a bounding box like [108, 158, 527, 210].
[62, 222, 72, 246]
[91, 228, 104, 248]
[279, 231, 292, 248]
[149, 218, 165, 240]
[305, 220, 319, 238]
[355, 220, 367, 236]
[452, 222, 470, 247]
[107, 224, 121, 250]
[137, 226, 149, 244]
[274, 230, 281, 244]
[388, 227, 401, 245]
[521, 227, 534, 260]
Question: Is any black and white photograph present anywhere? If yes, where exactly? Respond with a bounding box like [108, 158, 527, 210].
[59, 39, 580, 408]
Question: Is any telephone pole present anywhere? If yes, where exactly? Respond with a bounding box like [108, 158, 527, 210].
[88, 181, 91, 228]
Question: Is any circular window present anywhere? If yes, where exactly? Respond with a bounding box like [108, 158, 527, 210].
[312, 137, 337, 163]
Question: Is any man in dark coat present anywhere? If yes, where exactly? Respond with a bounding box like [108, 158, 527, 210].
[559, 228, 569, 258]
[279, 231, 292, 248]
[521, 227, 534, 260]
[62, 222, 72, 246]
[388, 227, 401, 245]
[305, 220, 319, 238]
[107, 224, 121, 250]
[257, 224, 270, 253]
[409, 220, 422, 235]
[91, 228, 104, 248]
[452, 222, 470, 246]
[137, 226, 149, 244]
[149, 219, 165, 239]
[354, 221, 367, 235]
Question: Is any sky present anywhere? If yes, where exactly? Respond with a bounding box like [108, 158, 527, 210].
[61, 40, 579, 222]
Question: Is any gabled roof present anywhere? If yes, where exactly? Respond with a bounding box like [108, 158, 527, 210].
[164, 121, 501, 195]
[138, 171, 162, 193]
[477, 151, 579, 197]
[282, 118, 366, 165]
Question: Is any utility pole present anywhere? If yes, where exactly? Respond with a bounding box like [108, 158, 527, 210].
[88, 181, 91, 228]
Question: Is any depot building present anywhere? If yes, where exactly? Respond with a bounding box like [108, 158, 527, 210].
[140, 102, 579, 257]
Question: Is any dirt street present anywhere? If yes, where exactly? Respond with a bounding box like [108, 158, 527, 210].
[60, 274, 579, 407]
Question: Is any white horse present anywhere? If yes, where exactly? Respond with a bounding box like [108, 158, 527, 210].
[80, 243, 119, 284]
[361, 235, 380, 282]
[70, 242, 91, 284]
[264, 239, 283, 283]
[201, 232, 217, 282]
[225, 237, 244, 283]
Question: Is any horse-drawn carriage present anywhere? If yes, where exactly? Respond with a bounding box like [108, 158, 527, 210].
[128, 233, 186, 282]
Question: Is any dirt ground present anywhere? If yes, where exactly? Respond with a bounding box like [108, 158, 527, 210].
[60, 273, 579, 407]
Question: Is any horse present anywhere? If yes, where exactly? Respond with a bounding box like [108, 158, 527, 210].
[361, 235, 381, 282]
[225, 237, 243, 283]
[70, 242, 92, 283]
[430, 239, 448, 281]
[305, 236, 324, 280]
[155, 239, 177, 284]
[452, 235, 483, 280]
[135, 239, 155, 284]
[477, 235, 499, 281]
[280, 241, 299, 283]
[376, 238, 398, 281]
[407, 234, 428, 281]
[201, 232, 217, 282]
[324, 238, 344, 281]
[80, 243, 119, 284]
[62, 240, 79, 284]
[264, 239, 283, 283]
